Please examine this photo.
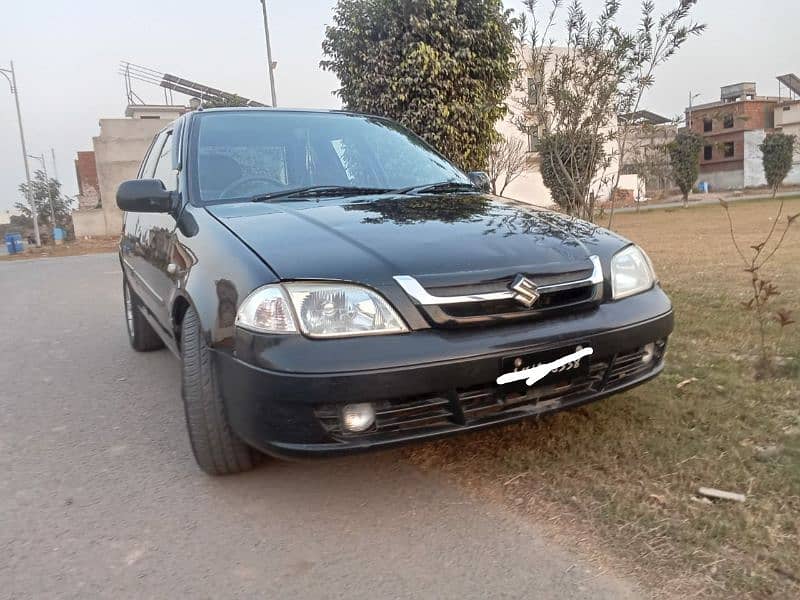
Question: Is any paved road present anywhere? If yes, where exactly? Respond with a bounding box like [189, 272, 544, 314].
[0, 254, 640, 600]
[614, 189, 797, 213]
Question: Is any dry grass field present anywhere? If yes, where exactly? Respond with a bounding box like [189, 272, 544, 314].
[408, 197, 800, 598]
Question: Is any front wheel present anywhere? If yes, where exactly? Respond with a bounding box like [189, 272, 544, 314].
[180, 306, 262, 475]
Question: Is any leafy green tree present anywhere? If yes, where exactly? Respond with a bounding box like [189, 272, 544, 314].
[760, 133, 795, 197]
[538, 131, 604, 218]
[667, 130, 703, 207]
[15, 170, 74, 231]
[321, 0, 515, 172]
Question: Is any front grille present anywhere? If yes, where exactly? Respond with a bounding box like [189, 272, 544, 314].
[315, 344, 665, 439]
[437, 285, 595, 320]
[395, 259, 604, 328]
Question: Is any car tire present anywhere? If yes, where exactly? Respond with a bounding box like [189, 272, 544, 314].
[180, 306, 262, 475]
[124, 279, 165, 352]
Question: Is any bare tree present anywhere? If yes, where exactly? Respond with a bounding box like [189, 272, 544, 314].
[719, 133, 797, 377]
[487, 135, 530, 196]
[620, 117, 680, 207]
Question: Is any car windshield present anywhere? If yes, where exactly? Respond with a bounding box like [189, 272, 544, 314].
[193, 111, 471, 203]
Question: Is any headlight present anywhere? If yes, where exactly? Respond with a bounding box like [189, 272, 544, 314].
[284, 282, 407, 338]
[235, 285, 298, 334]
[236, 282, 407, 338]
[611, 245, 656, 299]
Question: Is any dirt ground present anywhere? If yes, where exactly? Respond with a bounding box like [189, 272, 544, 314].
[0, 236, 119, 260]
[408, 196, 800, 599]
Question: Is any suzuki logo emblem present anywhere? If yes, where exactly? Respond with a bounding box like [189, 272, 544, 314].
[510, 274, 540, 307]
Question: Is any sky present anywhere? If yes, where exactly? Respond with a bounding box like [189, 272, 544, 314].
[1, 0, 798, 213]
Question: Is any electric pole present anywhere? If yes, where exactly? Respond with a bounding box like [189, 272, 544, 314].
[259, 0, 278, 107]
[0, 61, 41, 246]
[50, 147, 59, 180]
[28, 153, 57, 229]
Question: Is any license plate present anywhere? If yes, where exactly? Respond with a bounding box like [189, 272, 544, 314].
[500, 345, 590, 387]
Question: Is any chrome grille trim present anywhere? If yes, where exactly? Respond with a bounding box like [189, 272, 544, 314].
[393, 255, 603, 305]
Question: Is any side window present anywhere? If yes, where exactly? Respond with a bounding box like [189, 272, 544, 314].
[152, 132, 177, 191]
[140, 132, 166, 179]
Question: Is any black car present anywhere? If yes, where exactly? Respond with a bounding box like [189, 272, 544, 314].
[118, 108, 673, 475]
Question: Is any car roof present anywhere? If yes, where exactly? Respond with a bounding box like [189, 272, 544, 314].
[163, 106, 379, 136]
[197, 107, 369, 117]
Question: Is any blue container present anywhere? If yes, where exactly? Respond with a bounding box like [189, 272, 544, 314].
[53, 227, 65, 242]
[4, 232, 22, 255]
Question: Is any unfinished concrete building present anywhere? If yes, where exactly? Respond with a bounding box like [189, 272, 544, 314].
[73, 105, 185, 237]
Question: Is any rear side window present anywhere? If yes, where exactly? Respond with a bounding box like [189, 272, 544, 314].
[152, 132, 177, 191]
[140, 132, 166, 178]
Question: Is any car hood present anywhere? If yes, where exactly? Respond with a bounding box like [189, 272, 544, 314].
[206, 193, 627, 286]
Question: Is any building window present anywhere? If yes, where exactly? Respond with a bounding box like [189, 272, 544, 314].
[703, 145, 713, 160]
[703, 118, 712, 132]
[527, 128, 540, 153]
[723, 142, 734, 158]
[723, 114, 734, 129]
[527, 78, 538, 105]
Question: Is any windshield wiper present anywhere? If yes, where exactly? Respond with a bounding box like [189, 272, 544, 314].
[251, 185, 392, 202]
[392, 180, 478, 195]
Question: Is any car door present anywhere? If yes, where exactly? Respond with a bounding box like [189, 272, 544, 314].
[121, 128, 179, 331]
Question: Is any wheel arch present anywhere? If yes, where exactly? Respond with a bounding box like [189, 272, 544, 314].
[171, 293, 194, 351]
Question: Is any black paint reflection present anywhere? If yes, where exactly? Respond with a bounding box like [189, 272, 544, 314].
[345, 194, 491, 225]
[343, 194, 604, 247]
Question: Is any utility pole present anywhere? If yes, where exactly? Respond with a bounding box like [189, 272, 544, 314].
[688, 91, 701, 130]
[50, 147, 59, 180]
[0, 61, 40, 246]
[259, 0, 278, 107]
[28, 153, 57, 229]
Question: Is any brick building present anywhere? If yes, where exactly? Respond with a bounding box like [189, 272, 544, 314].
[686, 82, 780, 190]
[74, 151, 100, 210]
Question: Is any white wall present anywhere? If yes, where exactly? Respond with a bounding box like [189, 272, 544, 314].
[493, 116, 552, 206]
[775, 102, 800, 129]
[742, 128, 800, 187]
[743, 130, 768, 188]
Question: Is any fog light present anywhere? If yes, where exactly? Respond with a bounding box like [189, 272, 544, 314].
[341, 403, 376, 433]
[641, 342, 657, 364]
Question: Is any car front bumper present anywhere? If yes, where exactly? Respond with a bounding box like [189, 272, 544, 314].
[213, 286, 674, 459]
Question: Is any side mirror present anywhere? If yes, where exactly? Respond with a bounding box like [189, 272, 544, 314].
[467, 171, 491, 193]
[116, 179, 175, 213]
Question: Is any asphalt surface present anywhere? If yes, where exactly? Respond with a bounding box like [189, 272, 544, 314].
[614, 188, 798, 213]
[0, 253, 641, 600]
